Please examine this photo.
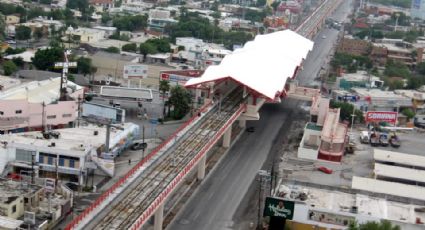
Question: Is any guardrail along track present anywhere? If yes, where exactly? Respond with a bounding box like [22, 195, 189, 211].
[90, 88, 245, 229]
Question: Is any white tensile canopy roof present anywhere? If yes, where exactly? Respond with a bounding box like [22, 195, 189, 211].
[185, 30, 314, 100]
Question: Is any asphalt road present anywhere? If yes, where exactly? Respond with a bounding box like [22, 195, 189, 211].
[167, 1, 353, 230]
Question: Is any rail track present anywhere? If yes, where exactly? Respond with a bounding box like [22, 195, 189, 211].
[89, 88, 245, 229]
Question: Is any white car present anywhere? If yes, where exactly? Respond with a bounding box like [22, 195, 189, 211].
[6, 40, 16, 44]
[322, 35, 327, 39]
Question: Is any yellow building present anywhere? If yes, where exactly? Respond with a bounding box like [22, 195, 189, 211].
[5, 15, 20, 25]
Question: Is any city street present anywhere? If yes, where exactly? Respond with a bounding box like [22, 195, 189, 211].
[167, 1, 353, 229]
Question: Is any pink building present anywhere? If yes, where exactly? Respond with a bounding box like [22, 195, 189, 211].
[0, 77, 84, 133]
[298, 97, 348, 163]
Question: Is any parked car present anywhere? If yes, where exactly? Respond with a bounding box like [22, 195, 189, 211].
[414, 115, 425, 128]
[379, 133, 389, 147]
[370, 132, 380, 146]
[359, 131, 369, 144]
[130, 141, 147, 150]
[389, 132, 401, 148]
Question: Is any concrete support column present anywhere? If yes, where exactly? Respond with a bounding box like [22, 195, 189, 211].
[154, 203, 164, 230]
[238, 119, 246, 128]
[197, 155, 206, 180]
[222, 127, 232, 148]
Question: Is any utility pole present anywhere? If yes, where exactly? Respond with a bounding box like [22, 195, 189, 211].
[54, 50, 77, 101]
[31, 152, 35, 184]
[142, 125, 145, 160]
[350, 106, 356, 135]
[257, 175, 262, 230]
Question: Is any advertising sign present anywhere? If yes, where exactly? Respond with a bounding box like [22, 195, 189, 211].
[82, 103, 117, 121]
[161, 73, 192, 85]
[123, 64, 148, 79]
[44, 178, 55, 193]
[366, 111, 398, 124]
[263, 197, 295, 219]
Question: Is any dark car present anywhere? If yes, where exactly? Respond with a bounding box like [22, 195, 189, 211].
[246, 127, 255, 132]
[130, 141, 147, 150]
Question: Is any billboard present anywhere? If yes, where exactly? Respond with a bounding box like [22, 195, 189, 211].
[366, 111, 398, 124]
[161, 73, 192, 85]
[263, 197, 295, 219]
[82, 103, 125, 123]
[123, 64, 148, 79]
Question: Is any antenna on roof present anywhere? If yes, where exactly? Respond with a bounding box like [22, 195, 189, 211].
[54, 50, 77, 101]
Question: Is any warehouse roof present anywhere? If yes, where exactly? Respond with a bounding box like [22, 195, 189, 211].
[185, 30, 313, 100]
[352, 176, 425, 201]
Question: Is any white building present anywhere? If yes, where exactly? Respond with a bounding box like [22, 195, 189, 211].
[175, 37, 231, 69]
[0, 123, 140, 184]
[67, 27, 106, 43]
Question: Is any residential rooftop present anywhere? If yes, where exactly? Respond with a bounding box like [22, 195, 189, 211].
[0, 123, 139, 158]
[0, 77, 82, 104]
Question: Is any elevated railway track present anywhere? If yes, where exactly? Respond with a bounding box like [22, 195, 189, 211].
[65, 0, 341, 229]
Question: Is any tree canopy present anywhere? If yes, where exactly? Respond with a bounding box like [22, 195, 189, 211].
[76, 57, 96, 76]
[167, 11, 252, 49]
[2, 60, 18, 76]
[32, 47, 64, 71]
[330, 100, 364, 124]
[112, 14, 147, 31]
[15, 26, 32, 40]
[168, 85, 191, 120]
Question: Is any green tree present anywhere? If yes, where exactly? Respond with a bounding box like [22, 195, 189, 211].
[139, 43, 157, 59]
[416, 62, 425, 75]
[77, 57, 95, 76]
[34, 27, 44, 40]
[122, 43, 138, 52]
[3, 60, 18, 76]
[384, 60, 411, 78]
[348, 220, 400, 230]
[104, 46, 120, 53]
[15, 26, 32, 41]
[168, 85, 191, 120]
[12, 57, 24, 67]
[0, 13, 5, 41]
[32, 46, 64, 70]
[402, 108, 415, 120]
[112, 14, 147, 31]
[330, 100, 364, 123]
[159, 80, 170, 117]
[146, 38, 171, 53]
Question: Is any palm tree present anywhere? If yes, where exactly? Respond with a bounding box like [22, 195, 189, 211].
[159, 80, 170, 118]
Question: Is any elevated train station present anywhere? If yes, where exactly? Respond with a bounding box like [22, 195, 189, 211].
[65, 0, 342, 229]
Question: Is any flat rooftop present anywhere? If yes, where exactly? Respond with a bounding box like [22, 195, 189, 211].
[0, 75, 21, 91]
[374, 149, 425, 168]
[352, 176, 425, 201]
[281, 183, 425, 226]
[0, 77, 82, 103]
[100, 86, 153, 100]
[0, 123, 138, 157]
[0, 178, 41, 199]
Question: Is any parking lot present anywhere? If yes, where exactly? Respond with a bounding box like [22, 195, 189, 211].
[279, 120, 425, 188]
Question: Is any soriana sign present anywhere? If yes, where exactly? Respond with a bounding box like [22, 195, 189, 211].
[366, 111, 398, 123]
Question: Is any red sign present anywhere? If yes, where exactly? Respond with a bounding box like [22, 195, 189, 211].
[161, 73, 169, 81]
[366, 111, 398, 123]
